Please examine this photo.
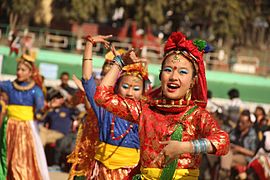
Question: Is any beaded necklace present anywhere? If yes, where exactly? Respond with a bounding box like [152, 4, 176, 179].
[12, 80, 35, 91]
[110, 115, 134, 140]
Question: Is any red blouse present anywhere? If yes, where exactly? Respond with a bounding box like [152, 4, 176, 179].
[94, 86, 229, 169]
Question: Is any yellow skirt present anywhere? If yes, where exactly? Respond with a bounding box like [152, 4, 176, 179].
[141, 167, 199, 180]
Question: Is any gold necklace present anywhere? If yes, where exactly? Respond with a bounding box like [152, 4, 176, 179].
[12, 80, 35, 91]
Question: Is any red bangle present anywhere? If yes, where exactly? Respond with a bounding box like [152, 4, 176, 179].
[84, 35, 96, 46]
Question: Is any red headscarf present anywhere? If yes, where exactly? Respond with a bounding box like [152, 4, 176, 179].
[163, 32, 208, 108]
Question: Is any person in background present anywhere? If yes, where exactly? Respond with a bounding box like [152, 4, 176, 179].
[246, 129, 270, 180]
[224, 88, 245, 127]
[0, 54, 49, 180]
[59, 72, 76, 96]
[8, 30, 20, 56]
[94, 32, 229, 179]
[206, 90, 221, 114]
[253, 106, 268, 137]
[39, 89, 76, 146]
[220, 109, 258, 179]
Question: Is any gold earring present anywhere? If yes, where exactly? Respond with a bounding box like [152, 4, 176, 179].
[185, 89, 192, 104]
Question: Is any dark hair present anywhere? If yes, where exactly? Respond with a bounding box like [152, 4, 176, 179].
[241, 109, 251, 121]
[60, 72, 70, 78]
[207, 90, 212, 99]
[255, 106, 266, 116]
[47, 90, 63, 101]
[101, 62, 114, 76]
[228, 88, 239, 99]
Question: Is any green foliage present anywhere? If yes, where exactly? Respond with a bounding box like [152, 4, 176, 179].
[1, 0, 270, 47]
[0, 0, 40, 27]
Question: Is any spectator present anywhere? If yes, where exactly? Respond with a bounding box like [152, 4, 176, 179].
[254, 106, 268, 135]
[224, 88, 245, 126]
[8, 30, 20, 56]
[228, 43, 238, 72]
[247, 130, 270, 179]
[40, 90, 78, 146]
[57, 72, 77, 107]
[220, 110, 258, 179]
[20, 33, 33, 55]
[59, 72, 76, 96]
[206, 90, 221, 114]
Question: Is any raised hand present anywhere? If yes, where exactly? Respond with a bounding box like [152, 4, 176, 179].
[86, 35, 112, 49]
[121, 49, 148, 65]
[111, 45, 121, 56]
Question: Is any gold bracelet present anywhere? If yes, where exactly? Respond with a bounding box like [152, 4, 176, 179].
[83, 58, 93, 61]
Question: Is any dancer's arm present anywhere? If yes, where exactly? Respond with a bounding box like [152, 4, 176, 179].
[82, 35, 111, 80]
[81, 35, 111, 119]
[154, 110, 229, 166]
[95, 50, 144, 123]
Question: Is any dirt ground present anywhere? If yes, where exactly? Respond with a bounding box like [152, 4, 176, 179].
[49, 171, 69, 180]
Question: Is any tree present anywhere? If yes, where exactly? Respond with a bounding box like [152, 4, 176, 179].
[0, 0, 39, 30]
[189, 0, 245, 48]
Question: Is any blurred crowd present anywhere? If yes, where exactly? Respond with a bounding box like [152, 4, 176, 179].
[201, 88, 270, 179]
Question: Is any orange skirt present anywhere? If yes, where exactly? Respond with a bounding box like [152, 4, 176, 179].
[89, 160, 135, 180]
[6, 118, 49, 180]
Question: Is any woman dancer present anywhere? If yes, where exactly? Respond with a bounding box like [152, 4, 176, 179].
[68, 48, 127, 179]
[0, 54, 49, 180]
[94, 32, 230, 179]
[80, 35, 149, 179]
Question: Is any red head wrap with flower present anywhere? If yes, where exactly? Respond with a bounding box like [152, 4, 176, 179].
[163, 32, 208, 107]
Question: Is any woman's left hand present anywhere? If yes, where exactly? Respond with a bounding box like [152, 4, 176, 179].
[88, 35, 112, 49]
[153, 141, 189, 166]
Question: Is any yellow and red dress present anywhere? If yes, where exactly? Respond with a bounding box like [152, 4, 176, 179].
[94, 85, 230, 179]
[71, 77, 140, 179]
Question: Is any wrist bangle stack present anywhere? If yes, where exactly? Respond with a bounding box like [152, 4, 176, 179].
[191, 138, 209, 154]
[84, 35, 96, 46]
[113, 55, 125, 69]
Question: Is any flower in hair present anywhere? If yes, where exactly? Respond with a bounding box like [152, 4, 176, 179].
[122, 63, 149, 81]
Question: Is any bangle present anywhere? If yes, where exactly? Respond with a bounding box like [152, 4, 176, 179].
[191, 139, 209, 154]
[84, 35, 96, 46]
[114, 62, 122, 70]
[113, 55, 125, 68]
[83, 58, 92, 61]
